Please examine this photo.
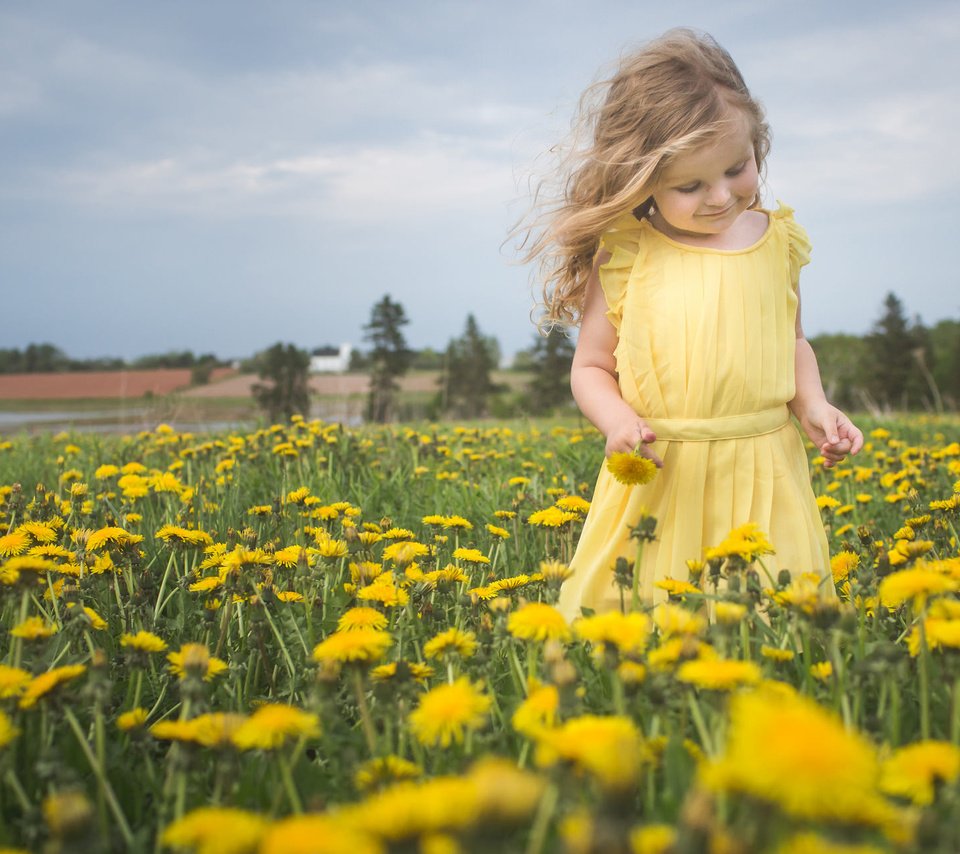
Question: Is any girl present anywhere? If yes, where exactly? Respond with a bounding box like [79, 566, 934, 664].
[522, 29, 864, 619]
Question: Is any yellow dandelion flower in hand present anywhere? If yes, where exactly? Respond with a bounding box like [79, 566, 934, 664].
[606, 452, 658, 486]
[408, 677, 491, 747]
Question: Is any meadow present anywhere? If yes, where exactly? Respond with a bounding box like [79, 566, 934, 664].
[0, 414, 959, 853]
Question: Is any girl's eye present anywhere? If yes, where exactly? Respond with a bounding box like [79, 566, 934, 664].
[676, 183, 700, 194]
[726, 162, 747, 177]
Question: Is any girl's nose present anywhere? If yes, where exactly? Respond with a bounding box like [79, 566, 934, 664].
[706, 185, 731, 208]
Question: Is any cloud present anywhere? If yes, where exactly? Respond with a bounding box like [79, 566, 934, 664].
[747, 6, 960, 204]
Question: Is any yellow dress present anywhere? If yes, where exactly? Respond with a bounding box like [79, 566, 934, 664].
[558, 203, 831, 620]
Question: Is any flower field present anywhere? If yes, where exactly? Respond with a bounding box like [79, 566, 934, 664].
[0, 416, 959, 853]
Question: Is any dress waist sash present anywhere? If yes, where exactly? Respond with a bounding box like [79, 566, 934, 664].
[643, 405, 790, 442]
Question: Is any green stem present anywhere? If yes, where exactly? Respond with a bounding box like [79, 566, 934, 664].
[352, 667, 378, 756]
[918, 617, 931, 740]
[631, 539, 645, 613]
[277, 750, 304, 813]
[64, 706, 134, 847]
[524, 781, 559, 854]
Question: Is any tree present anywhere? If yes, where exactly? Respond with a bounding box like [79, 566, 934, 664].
[865, 293, 922, 410]
[525, 326, 576, 414]
[807, 333, 870, 412]
[438, 314, 501, 418]
[251, 342, 310, 424]
[363, 295, 413, 423]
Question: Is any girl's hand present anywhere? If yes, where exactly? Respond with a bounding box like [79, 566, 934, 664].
[605, 417, 663, 467]
[797, 403, 864, 468]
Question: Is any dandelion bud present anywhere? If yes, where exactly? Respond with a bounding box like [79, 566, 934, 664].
[777, 569, 793, 588]
[43, 790, 93, 839]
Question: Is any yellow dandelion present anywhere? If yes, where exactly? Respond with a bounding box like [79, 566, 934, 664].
[760, 646, 795, 662]
[535, 714, 646, 791]
[338, 607, 389, 632]
[654, 603, 706, 637]
[676, 658, 762, 691]
[120, 630, 168, 654]
[161, 807, 270, 854]
[423, 628, 478, 660]
[0, 664, 32, 699]
[9, 616, 59, 639]
[606, 452, 658, 486]
[167, 643, 229, 682]
[714, 601, 747, 624]
[451, 547, 490, 565]
[486, 524, 510, 539]
[879, 740, 960, 806]
[312, 628, 393, 665]
[117, 708, 149, 732]
[630, 824, 677, 854]
[0, 530, 30, 557]
[508, 602, 571, 643]
[408, 677, 491, 747]
[879, 566, 957, 610]
[701, 687, 893, 826]
[511, 681, 559, 739]
[526, 507, 579, 527]
[231, 703, 321, 751]
[0, 709, 21, 749]
[809, 661, 834, 681]
[260, 815, 383, 854]
[382, 540, 430, 565]
[574, 611, 650, 657]
[831, 551, 860, 584]
[354, 755, 423, 794]
[19, 664, 87, 709]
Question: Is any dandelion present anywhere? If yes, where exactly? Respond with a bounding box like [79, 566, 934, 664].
[354, 755, 423, 794]
[451, 547, 490, 565]
[714, 601, 747, 624]
[117, 708, 149, 732]
[630, 825, 677, 854]
[879, 566, 957, 610]
[574, 611, 650, 657]
[810, 661, 834, 681]
[526, 507, 579, 527]
[231, 703, 321, 751]
[677, 658, 762, 691]
[538, 560, 573, 584]
[167, 643, 229, 682]
[312, 628, 393, 666]
[161, 807, 270, 854]
[879, 740, 960, 806]
[760, 646, 795, 663]
[85, 526, 142, 551]
[654, 603, 706, 637]
[424, 628, 478, 660]
[19, 664, 87, 709]
[606, 452, 658, 486]
[382, 540, 430, 565]
[0, 530, 30, 557]
[535, 714, 646, 791]
[155, 525, 213, 548]
[0, 664, 31, 699]
[9, 616, 59, 639]
[260, 815, 384, 854]
[704, 523, 775, 564]
[831, 551, 860, 584]
[0, 709, 20, 748]
[701, 686, 894, 826]
[511, 681, 559, 738]
[408, 677, 491, 747]
[338, 607, 389, 632]
[486, 524, 510, 539]
[508, 602, 571, 643]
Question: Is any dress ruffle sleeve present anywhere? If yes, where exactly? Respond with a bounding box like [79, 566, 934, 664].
[770, 202, 811, 290]
[596, 214, 645, 333]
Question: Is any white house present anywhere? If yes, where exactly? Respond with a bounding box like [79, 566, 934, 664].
[310, 343, 352, 373]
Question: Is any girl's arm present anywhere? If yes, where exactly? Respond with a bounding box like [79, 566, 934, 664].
[571, 253, 663, 465]
[789, 295, 864, 468]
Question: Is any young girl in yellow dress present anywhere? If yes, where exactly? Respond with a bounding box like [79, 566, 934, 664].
[522, 29, 864, 620]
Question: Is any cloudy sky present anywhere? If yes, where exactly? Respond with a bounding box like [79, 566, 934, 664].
[2, 1, 958, 363]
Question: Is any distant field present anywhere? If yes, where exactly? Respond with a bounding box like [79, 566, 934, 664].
[0, 370, 534, 433]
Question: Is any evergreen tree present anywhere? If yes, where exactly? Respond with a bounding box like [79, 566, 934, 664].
[251, 342, 310, 423]
[438, 314, 500, 418]
[525, 327, 576, 414]
[865, 293, 919, 410]
[363, 295, 412, 423]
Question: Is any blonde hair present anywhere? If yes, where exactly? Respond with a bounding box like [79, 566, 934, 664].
[519, 28, 770, 329]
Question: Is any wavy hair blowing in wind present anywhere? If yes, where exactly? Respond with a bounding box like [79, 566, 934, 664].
[519, 28, 771, 329]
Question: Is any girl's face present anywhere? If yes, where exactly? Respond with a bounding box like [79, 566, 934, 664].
[650, 111, 759, 238]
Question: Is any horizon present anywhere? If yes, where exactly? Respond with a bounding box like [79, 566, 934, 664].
[2, 1, 958, 361]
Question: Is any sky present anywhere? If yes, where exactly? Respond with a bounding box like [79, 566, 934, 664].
[2, 0, 958, 364]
